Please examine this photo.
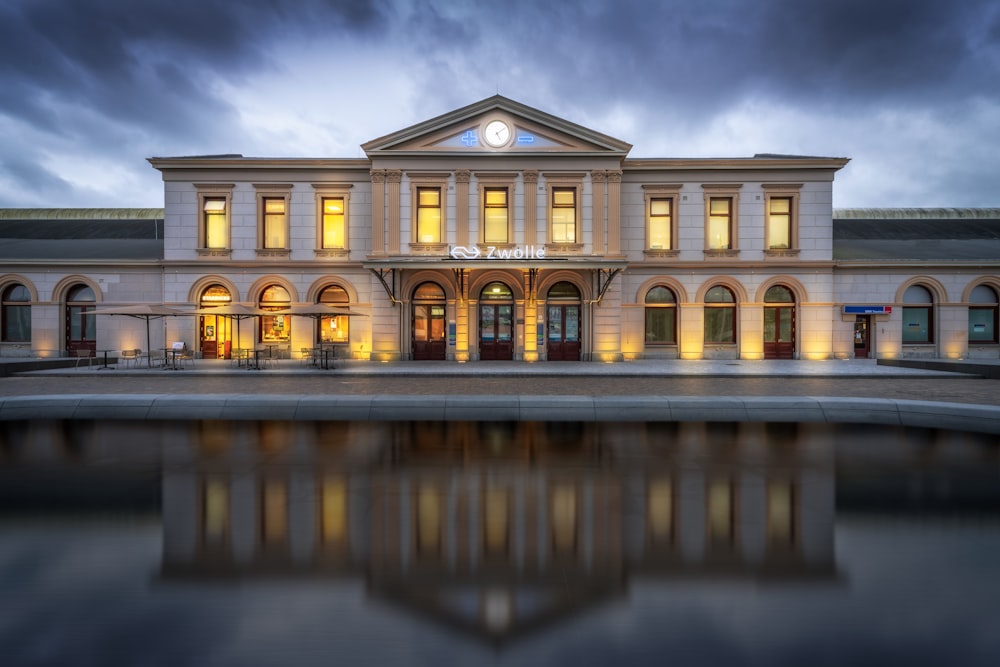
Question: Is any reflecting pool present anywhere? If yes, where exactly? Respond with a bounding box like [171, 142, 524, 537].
[1, 420, 999, 666]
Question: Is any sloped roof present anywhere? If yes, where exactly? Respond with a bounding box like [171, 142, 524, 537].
[0, 209, 164, 261]
[833, 208, 1000, 261]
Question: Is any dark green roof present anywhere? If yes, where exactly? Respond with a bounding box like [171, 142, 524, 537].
[0, 209, 164, 260]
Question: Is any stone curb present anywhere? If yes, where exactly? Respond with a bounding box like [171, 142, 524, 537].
[2, 394, 999, 434]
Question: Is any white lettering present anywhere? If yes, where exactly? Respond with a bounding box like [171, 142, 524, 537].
[449, 244, 550, 262]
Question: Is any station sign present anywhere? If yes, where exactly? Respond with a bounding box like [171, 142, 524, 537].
[843, 305, 892, 314]
[450, 245, 547, 260]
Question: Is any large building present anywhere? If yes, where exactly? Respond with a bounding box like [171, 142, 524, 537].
[1, 96, 998, 362]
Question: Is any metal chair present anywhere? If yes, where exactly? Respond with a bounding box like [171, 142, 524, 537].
[73, 348, 95, 369]
[119, 349, 139, 368]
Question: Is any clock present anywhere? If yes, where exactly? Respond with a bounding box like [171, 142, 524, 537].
[483, 120, 511, 147]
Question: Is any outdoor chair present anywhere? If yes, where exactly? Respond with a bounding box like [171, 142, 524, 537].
[119, 349, 139, 368]
[73, 348, 95, 368]
[178, 346, 195, 368]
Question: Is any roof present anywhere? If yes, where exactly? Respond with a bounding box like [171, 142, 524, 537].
[0, 209, 164, 261]
[833, 208, 1000, 262]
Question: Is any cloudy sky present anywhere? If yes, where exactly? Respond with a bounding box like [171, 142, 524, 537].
[1, 0, 998, 210]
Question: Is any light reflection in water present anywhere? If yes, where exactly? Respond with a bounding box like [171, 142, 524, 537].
[1, 420, 999, 665]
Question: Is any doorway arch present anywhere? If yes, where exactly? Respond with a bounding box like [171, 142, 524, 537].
[198, 284, 233, 359]
[412, 281, 446, 360]
[65, 284, 97, 356]
[546, 281, 581, 361]
[763, 285, 796, 359]
[479, 281, 514, 360]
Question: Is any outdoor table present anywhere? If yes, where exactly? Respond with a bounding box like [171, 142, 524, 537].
[96, 349, 116, 370]
[317, 344, 337, 370]
[160, 348, 183, 370]
[247, 349, 263, 370]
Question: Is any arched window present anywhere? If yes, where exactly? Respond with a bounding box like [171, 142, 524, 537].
[319, 285, 350, 343]
[645, 286, 677, 344]
[902, 285, 934, 344]
[200, 284, 232, 305]
[764, 285, 794, 304]
[480, 281, 513, 301]
[1, 284, 31, 342]
[704, 285, 736, 343]
[548, 281, 580, 301]
[969, 285, 998, 344]
[259, 285, 291, 343]
[413, 282, 445, 301]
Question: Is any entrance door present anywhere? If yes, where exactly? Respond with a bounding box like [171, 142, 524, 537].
[763, 285, 795, 360]
[854, 315, 870, 359]
[199, 285, 233, 359]
[65, 284, 97, 356]
[764, 306, 795, 359]
[480, 304, 513, 360]
[547, 304, 581, 361]
[413, 304, 446, 360]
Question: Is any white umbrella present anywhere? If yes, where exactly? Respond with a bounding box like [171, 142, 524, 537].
[191, 303, 269, 353]
[85, 304, 190, 367]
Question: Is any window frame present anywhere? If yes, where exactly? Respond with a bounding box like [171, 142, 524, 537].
[313, 184, 353, 255]
[902, 285, 935, 345]
[544, 173, 584, 249]
[1, 283, 31, 343]
[195, 183, 234, 253]
[643, 184, 680, 254]
[702, 184, 742, 253]
[762, 184, 802, 253]
[704, 285, 737, 344]
[477, 174, 516, 246]
[644, 285, 678, 345]
[409, 174, 450, 248]
[255, 184, 292, 252]
[968, 284, 999, 344]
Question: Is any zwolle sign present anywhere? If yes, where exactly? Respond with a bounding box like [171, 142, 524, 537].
[450, 245, 547, 260]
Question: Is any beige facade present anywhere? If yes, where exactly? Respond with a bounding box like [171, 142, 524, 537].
[1, 97, 998, 361]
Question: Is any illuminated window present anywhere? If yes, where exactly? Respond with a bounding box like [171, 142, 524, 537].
[321, 197, 346, 249]
[550, 188, 577, 243]
[704, 285, 736, 343]
[708, 197, 732, 250]
[763, 185, 801, 251]
[416, 187, 442, 244]
[645, 191, 679, 251]
[483, 187, 509, 244]
[968, 284, 998, 344]
[203, 197, 228, 249]
[902, 285, 934, 344]
[318, 285, 350, 344]
[644, 286, 677, 345]
[261, 197, 287, 249]
[259, 284, 291, 343]
[1, 284, 30, 342]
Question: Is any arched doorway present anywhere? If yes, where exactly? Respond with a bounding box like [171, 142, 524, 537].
[65, 284, 97, 356]
[763, 285, 795, 359]
[318, 285, 351, 346]
[412, 282, 446, 360]
[479, 281, 514, 360]
[546, 281, 581, 361]
[198, 284, 233, 359]
[259, 285, 291, 347]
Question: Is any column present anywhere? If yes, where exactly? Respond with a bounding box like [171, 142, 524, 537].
[523, 170, 538, 246]
[370, 170, 386, 256]
[591, 170, 606, 255]
[387, 170, 402, 255]
[607, 170, 622, 256]
[455, 169, 470, 247]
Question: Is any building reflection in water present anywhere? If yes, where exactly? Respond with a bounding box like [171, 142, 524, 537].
[2, 418, 996, 645]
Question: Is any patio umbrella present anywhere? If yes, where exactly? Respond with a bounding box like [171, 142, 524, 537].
[191, 303, 269, 353]
[85, 303, 190, 367]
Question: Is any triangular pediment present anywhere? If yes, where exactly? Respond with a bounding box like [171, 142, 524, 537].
[362, 95, 632, 157]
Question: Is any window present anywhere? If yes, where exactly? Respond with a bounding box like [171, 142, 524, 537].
[1, 284, 30, 342]
[702, 185, 742, 252]
[968, 284, 998, 344]
[203, 197, 228, 249]
[416, 187, 442, 244]
[645, 285, 677, 344]
[314, 185, 352, 252]
[259, 285, 291, 343]
[262, 198, 287, 248]
[763, 184, 802, 251]
[483, 187, 509, 244]
[902, 285, 934, 344]
[318, 285, 350, 344]
[321, 197, 346, 249]
[649, 198, 673, 249]
[551, 187, 577, 243]
[704, 285, 736, 343]
[708, 198, 732, 249]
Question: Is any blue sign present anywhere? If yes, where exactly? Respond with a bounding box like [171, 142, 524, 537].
[843, 306, 892, 314]
[460, 131, 477, 147]
[516, 133, 535, 144]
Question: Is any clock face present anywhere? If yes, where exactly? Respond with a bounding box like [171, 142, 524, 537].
[483, 120, 511, 147]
